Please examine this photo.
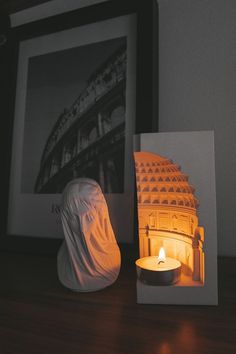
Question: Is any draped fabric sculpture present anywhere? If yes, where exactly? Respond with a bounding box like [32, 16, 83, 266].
[57, 178, 121, 291]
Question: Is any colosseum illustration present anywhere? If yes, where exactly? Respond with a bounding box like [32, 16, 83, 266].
[134, 151, 205, 284]
[34, 44, 126, 194]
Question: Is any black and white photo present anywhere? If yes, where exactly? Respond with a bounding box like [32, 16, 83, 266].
[8, 14, 137, 240]
[22, 37, 127, 195]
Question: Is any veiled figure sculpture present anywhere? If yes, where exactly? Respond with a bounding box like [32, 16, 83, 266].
[57, 178, 121, 291]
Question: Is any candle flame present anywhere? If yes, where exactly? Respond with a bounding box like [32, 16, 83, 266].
[158, 247, 166, 263]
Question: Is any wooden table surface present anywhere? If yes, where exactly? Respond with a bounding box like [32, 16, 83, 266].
[0, 252, 235, 354]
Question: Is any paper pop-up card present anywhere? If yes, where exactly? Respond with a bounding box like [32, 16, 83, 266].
[134, 131, 218, 305]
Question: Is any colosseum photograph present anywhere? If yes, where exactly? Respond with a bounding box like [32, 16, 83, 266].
[21, 36, 127, 194]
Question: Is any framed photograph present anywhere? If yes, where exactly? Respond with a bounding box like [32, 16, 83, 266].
[134, 131, 218, 304]
[2, 0, 158, 249]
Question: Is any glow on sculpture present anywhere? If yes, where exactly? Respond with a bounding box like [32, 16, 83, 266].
[57, 178, 121, 292]
[134, 151, 205, 285]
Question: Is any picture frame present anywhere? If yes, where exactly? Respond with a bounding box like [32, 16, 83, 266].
[1, 0, 158, 252]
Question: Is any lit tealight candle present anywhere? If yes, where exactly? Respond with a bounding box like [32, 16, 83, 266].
[136, 247, 181, 286]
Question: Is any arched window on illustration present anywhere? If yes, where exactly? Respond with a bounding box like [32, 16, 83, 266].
[134, 151, 205, 287]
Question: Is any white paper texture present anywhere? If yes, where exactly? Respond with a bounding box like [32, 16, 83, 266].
[134, 131, 218, 304]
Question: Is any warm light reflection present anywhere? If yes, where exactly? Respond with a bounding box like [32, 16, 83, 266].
[159, 342, 171, 354]
[134, 151, 205, 285]
[158, 247, 166, 263]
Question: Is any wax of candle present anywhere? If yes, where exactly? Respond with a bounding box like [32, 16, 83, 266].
[136, 256, 181, 272]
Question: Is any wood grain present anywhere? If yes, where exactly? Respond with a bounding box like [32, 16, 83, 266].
[0, 252, 235, 354]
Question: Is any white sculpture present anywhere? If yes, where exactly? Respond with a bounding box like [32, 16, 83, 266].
[57, 178, 121, 291]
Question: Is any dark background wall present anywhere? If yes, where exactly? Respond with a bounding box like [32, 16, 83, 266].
[158, 0, 236, 256]
[2, 0, 236, 256]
